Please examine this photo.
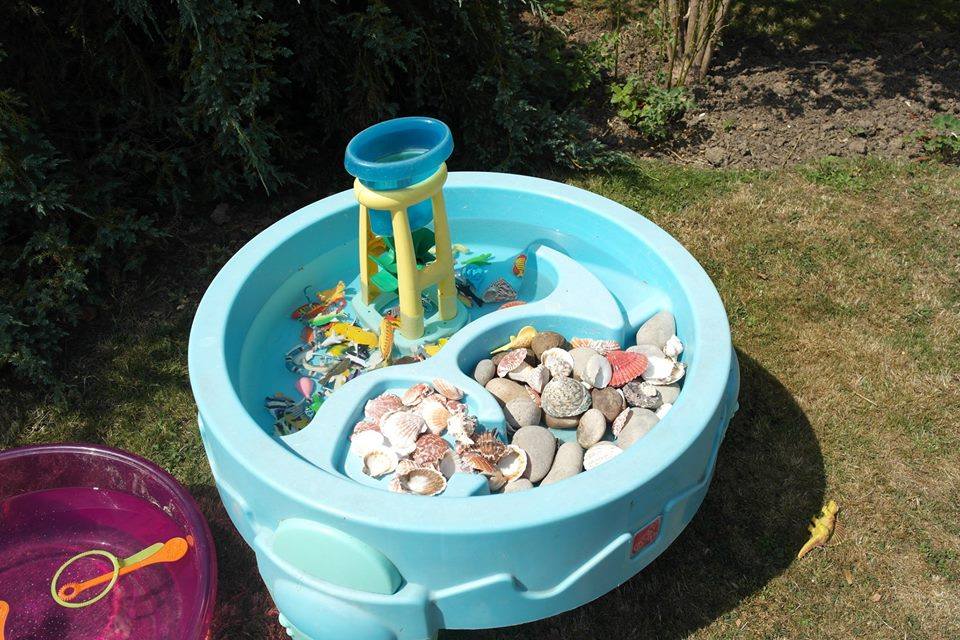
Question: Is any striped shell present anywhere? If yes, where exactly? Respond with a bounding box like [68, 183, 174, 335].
[611, 408, 634, 437]
[402, 383, 433, 406]
[447, 412, 477, 445]
[496, 445, 528, 482]
[381, 411, 425, 455]
[413, 433, 452, 468]
[418, 398, 451, 435]
[499, 300, 526, 310]
[432, 377, 464, 400]
[459, 449, 497, 475]
[541, 377, 592, 418]
[570, 338, 621, 356]
[362, 447, 398, 478]
[540, 347, 574, 378]
[352, 420, 381, 436]
[364, 393, 403, 423]
[398, 465, 447, 496]
[482, 277, 517, 303]
[606, 350, 650, 388]
[496, 348, 528, 378]
[474, 431, 508, 461]
[584, 441, 623, 470]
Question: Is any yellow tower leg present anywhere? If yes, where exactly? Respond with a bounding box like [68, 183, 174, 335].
[430, 192, 458, 321]
[390, 207, 425, 339]
[358, 205, 377, 305]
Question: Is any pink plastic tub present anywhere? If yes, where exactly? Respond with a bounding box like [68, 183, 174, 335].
[0, 444, 216, 640]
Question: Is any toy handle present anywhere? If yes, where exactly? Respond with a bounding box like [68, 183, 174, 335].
[57, 537, 189, 602]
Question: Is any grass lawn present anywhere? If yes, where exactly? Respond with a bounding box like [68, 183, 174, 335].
[3, 157, 958, 639]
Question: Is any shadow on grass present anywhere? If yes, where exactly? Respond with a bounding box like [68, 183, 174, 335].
[445, 349, 825, 640]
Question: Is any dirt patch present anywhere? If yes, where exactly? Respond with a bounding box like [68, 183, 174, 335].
[551, 3, 960, 168]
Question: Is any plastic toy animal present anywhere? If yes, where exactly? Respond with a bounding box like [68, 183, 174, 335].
[797, 500, 839, 558]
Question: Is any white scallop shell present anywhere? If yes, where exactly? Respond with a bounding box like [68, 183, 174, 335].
[419, 399, 451, 435]
[447, 412, 477, 445]
[496, 444, 528, 482]
[350, 430, 386, 457]
[381, 411, 425, 455]
[432, 377, 464, 400]
[663, 335, 684, 358]
[642, 356, 685, 385]
[540, 347, 574, 378]
[364, 393, 403, 423]
[362, 447, 398, 478]
[583, 441, 623, 470]
[570, 338, 621, 356]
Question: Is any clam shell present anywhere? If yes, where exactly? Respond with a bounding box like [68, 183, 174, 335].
[413, 433, 452, 468]
[351, 430, 386, 457]
[570, 338, 620, 356]
[583, 441, 623, 470]
[402, 383, 433, 406]
[541, 377, 592, 418]
[432, 377, 464, 400]
[497, 348, 528, 377]
[642, 356, 686, 385]
[364, 393, 403, 422]
[606, 350, 650, 388]
[583, 354, 613, 389]
[663, 335, 684, 358]
[399, 466, 447, 496]
[496, 445, 528, 482]
[419, 399, 451, 435]
[540, 347, 574, 378]
[362, 447, 398, 478]
[381, 411, 426, 455]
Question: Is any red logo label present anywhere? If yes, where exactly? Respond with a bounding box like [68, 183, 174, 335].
[631, 516, 662, 556]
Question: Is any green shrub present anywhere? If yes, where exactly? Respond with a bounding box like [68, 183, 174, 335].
[914, 114, 960, 163]
[610, 75, 693, 141]
[0, 0, 602, 389]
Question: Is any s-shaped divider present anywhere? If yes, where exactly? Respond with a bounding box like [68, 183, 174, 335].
[283, 245, 643, 496]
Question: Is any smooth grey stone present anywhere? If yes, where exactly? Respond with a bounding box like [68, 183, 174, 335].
[474, 359, 496, 386]
[591, 387, 624, 423]
[545, 413, 580, 429]
[504, 478, 534, 493]
[616, 409, 660, 449]
[531, 331, 567, 359]
[485, 378, 527, 406]
[512, 425, 557, 483]
[504, 397, 541, 428]
[540, 442, 584, 485]
[577, 409, 607, 448]
[635, 311, 675, 350]
[654, 382, 681, 404]
[569, 347, 599, 381]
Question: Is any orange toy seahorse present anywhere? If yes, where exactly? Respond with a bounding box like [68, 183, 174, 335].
[379, 311, 400, 361]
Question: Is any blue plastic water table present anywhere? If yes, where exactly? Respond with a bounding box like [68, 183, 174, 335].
[189, 119, 739, 640]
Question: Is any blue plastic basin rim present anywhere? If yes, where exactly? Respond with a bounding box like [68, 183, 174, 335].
[344, 116, 453, 189]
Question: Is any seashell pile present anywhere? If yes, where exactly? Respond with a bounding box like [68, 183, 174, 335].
[467, 312, 687, 491]
[350, 379, 520, 496]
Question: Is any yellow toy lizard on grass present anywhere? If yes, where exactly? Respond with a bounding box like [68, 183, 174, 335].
[798, 500, 839, 558]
